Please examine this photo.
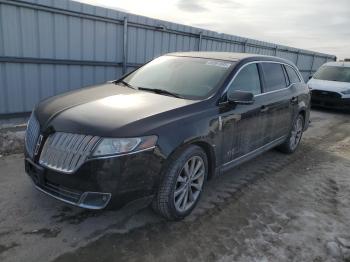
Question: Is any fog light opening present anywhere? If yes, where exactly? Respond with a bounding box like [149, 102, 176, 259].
[79, 192, 112, 209]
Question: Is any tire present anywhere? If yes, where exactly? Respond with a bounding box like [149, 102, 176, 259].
[277, 113, 305, 154]
[152, 145, 208, 221]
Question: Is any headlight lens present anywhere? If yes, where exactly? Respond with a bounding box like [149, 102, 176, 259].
[341, 89, 350, 95]
[92, 135, 157, 157]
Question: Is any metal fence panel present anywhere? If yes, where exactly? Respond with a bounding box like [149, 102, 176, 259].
[0, 0, 336, 116]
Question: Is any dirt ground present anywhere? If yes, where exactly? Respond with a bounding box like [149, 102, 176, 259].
[0, 109, 349, 262]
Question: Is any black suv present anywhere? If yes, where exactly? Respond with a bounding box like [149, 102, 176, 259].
[25, 52, 310, 220]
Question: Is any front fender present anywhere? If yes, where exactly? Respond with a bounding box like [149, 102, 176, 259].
[155, 109, 222, 173]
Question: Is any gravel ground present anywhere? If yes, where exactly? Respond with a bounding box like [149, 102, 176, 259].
[0, 117, 27, 156]
[0, 109, 349, 262]
[0, 130, 25, 156]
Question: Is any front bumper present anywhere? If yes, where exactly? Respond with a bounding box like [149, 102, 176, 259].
[34, 181, 112, 210]
[25, 148, 164, 209]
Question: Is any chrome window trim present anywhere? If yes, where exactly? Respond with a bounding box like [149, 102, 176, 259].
[254, 84, 293, 97]
[221, 60, 303, 100]
[284, 63, 303, 83]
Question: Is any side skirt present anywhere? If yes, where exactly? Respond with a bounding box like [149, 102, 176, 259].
[220, 136, 287, 174]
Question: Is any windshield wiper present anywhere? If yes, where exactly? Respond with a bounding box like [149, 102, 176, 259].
[114, 80, 137, 89]
[138, 87, 183, 98]
[113, 82, 183, 98]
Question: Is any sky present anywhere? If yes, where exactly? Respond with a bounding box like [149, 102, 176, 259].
[76, 0, 350, 59]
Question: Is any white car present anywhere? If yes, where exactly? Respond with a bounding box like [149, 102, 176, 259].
[308, 62, 350, 110]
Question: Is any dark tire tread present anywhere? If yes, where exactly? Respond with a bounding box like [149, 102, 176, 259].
[277, 113, 305, 154]
[152, 145, 207, 221]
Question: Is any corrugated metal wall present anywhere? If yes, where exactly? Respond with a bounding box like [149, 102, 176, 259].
[0, 0, 336, 116]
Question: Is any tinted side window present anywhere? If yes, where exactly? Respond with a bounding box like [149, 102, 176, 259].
[285, 65, 301, 83]
[261, 63, 287, 92]
[227, 64, 261, 96]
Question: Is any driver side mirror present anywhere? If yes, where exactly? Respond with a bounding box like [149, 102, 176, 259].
[227, 90, 255, 105]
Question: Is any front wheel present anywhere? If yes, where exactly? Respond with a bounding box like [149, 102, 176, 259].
[152, 145, 208, 220]
[277, 114, 305, 154]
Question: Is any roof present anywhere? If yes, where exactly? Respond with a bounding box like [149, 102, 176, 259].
[166, 51, 294, 65]
[323, 61, 350, 68]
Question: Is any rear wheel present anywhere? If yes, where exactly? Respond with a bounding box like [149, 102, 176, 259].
[278, 114, 305, 154]
[152, 145, 208, 220]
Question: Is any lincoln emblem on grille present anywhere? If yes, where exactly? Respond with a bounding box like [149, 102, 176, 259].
[34, 135, 43, 156]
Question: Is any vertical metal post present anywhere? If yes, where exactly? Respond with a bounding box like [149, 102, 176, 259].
[123, 17, 128, 75]
[198, 32, 202, 51]
[310, 53, 316, 77]
[243, 40, 248, 53]
[274, 45, 278, 56]
[295, 51, 300, 67]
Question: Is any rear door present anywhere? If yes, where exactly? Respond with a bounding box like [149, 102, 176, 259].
[220, 63, 266, 164]
[259, 62, 294, 143]
[284, 64, 305, 116]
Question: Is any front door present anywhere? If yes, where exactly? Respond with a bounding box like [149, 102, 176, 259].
[220, 63, 267, 165]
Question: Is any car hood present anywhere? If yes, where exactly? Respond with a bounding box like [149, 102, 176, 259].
[35, 83, 198, 137]
[308, 78, 350, 93]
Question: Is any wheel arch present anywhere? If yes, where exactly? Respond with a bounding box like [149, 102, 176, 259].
[298, 108, 308, 129]
[162, 139, 217, 181]
[191, 141, 217, 180]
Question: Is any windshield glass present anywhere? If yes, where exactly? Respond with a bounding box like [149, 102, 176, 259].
[123, 56, 234, 99]
[313, 66, 350, 83]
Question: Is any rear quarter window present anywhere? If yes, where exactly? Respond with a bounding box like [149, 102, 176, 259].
[285, 65, 301, 84]
[261, 63, 287, 92]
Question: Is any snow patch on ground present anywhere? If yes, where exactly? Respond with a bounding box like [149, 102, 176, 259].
[0, 131, 25, 155]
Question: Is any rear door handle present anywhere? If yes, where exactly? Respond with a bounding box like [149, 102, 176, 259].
[260, 105, 269, 112]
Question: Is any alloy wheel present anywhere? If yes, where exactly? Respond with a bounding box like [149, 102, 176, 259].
[174, 155, 205, 212]
[289, 116, 303, 150]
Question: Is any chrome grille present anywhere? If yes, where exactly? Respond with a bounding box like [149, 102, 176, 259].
[39, 132, 100, 173]
[25, 113, 41, 158]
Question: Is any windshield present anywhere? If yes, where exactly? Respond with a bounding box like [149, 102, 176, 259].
[313, 66, 350, 83]
[122, 56, 234, 99]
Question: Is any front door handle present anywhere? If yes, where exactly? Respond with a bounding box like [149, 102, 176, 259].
[260, 105, 269, 112]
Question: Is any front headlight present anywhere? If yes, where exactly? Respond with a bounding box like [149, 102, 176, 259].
[341, 89, 350, 95]
[92, 135, 157, 157]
